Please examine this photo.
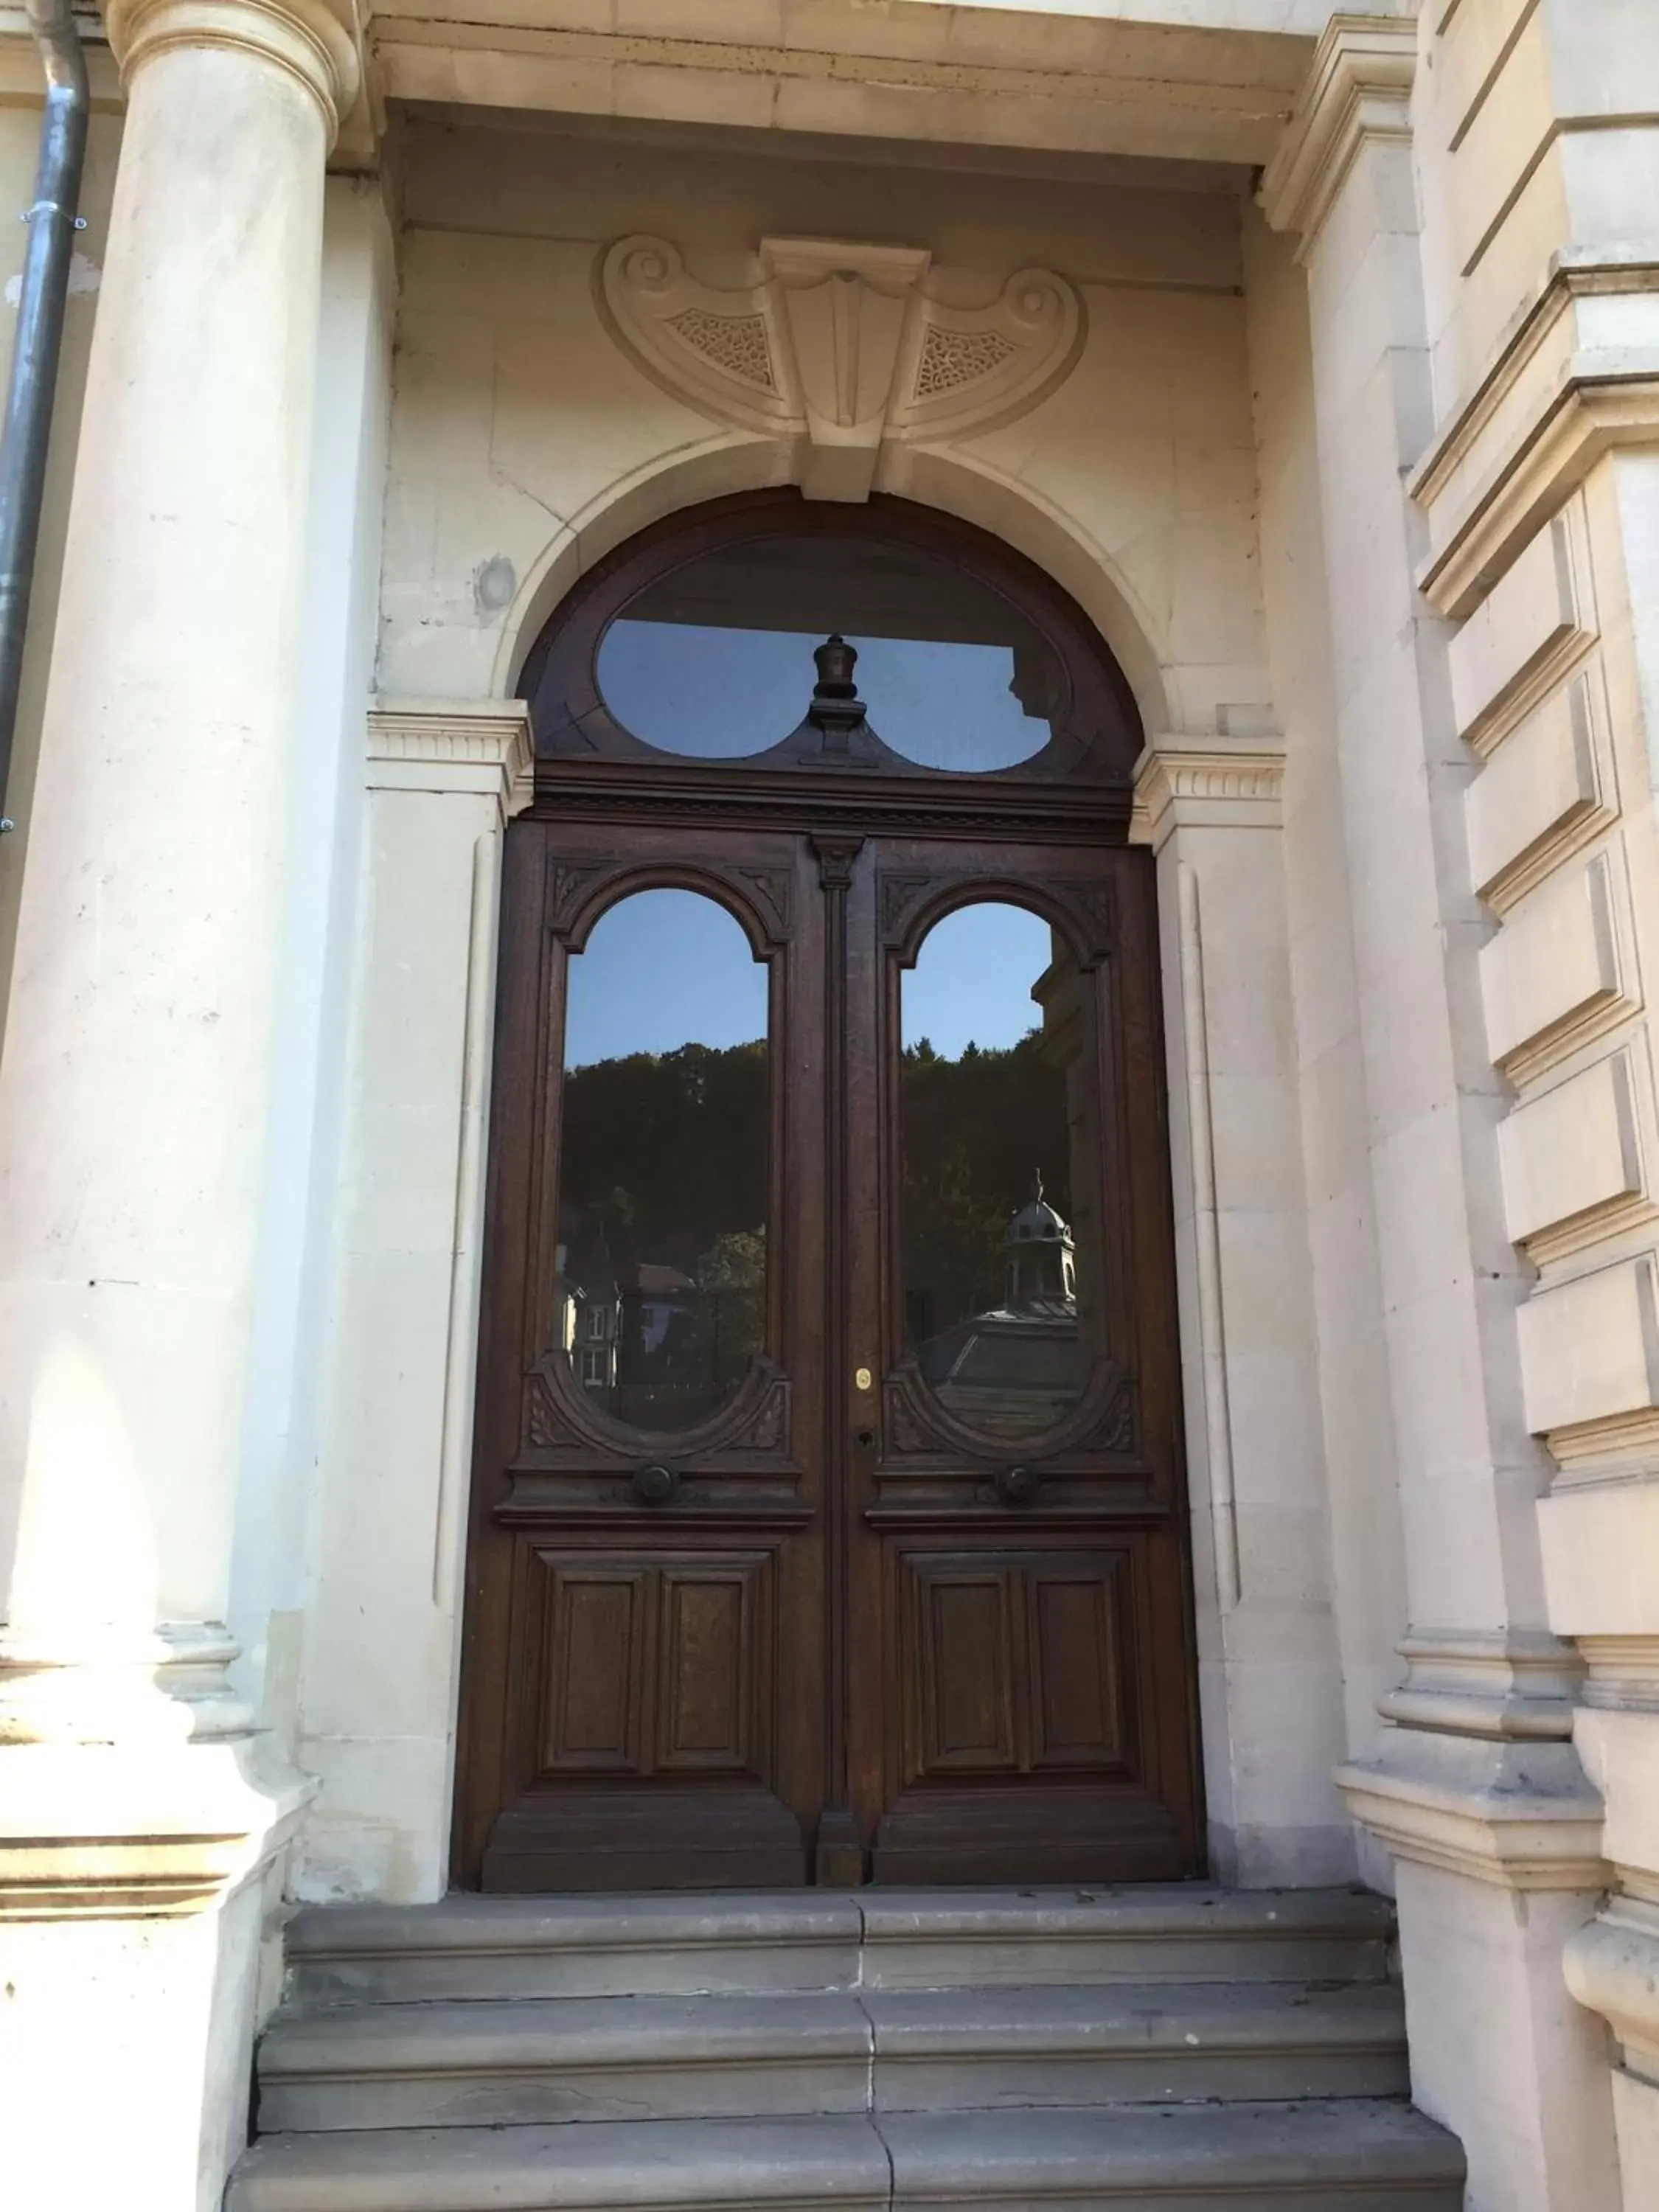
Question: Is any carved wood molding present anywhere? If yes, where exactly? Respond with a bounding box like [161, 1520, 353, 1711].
[599, 234, 1085, 501]
[541, 850, 793, 949]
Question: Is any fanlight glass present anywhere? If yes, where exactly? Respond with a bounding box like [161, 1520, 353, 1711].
[900, 900, 1105, 1440]
[557, 887, 768, 1432]
[595, 532, 1063, 769]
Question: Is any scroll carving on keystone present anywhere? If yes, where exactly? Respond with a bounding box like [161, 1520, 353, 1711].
[599, 234, 1085, 502]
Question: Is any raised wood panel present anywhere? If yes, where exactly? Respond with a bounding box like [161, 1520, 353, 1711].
[900, 1548, 1136, 1790]
[917, 1570, 1019, 1775]
[532, 1549, 772, 1787]
[541, 1564, 647, 1772]
[1029, 1559, 1130, 1772]
[657, 1564, 759, 1772]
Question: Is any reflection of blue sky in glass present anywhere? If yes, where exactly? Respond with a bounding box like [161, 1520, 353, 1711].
[565, 891, 1052, 1074]
[565, 889, 767, 1069]
[597, 620, 1048, 771]
[904, 902, 1054, 1059]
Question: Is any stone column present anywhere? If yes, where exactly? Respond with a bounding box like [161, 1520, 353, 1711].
[1263, 21, 1618, 2212]
[1134, 734, 1352, 1889]
[0, 1, 357, 2203]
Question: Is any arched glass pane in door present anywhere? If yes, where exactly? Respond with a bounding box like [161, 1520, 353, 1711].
[900, 900, 1105, 1439]
[595, 532, 1065, 768]
[557, 887, 768, 1432]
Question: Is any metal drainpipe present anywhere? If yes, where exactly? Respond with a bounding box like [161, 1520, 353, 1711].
[0, 0, 87, 833]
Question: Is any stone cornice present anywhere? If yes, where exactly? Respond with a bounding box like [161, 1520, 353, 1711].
[1259, 15, 1416, 254]
[373, 7, 1312, 171]
[1419, 356, 1659, 620]
[105, 0, 362, 145]
[1411, 251, 1659, 513]
[1132, 738, 1285, 852]
[368, 699, 534, 818]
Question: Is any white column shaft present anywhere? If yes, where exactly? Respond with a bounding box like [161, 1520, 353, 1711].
[0, 42, 327, 1683]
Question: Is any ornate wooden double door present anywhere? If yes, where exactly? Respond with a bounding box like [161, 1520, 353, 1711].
[454, 493, 1202, 1890]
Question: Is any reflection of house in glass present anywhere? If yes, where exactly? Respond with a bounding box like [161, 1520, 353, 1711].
[558, 1233, 761, 1430]
[915, 1179, 1087, 1438]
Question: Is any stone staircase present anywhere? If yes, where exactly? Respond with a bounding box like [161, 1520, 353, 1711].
[227, 1887, 1464, 2211]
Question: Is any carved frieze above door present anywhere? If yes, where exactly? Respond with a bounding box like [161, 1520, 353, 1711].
[598, 235, 1085, 501]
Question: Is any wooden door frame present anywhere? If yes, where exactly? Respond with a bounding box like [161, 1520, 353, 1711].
[451, 488, 1204, 1889]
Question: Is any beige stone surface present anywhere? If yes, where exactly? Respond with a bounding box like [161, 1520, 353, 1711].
[1519, 1254, 1659, 1441]
[1498, 1051, 1645, 1248]
[1447, 504, 1593, 748]
[1466, 667, 1614, 907]
[1478, 850, 1630, 1074]
[0, 92, 122, 1033]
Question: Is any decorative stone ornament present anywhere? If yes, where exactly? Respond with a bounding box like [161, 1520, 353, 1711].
[599, 234, 1085, 501]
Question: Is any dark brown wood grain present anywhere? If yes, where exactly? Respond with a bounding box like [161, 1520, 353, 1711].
[451, 494, 1201, 1891]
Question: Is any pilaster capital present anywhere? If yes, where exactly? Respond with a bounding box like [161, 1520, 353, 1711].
[105, 0, 362, 145]
[368, 699, 535, 821]
[1259, 14, 1416, 254]
[1131, 734, 1284, 852]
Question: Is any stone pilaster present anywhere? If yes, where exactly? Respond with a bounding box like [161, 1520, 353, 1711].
[1263, 18, 1620, 2211]
[1134, 734, 1352, 1889]
[292, 701, 531, 1904]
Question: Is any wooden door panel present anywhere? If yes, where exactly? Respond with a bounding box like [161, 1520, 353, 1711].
[532, 1551, 771, 1783]
[457, 818, 823, 1891]
[1027, 1556, 1133, 1773]
[540, 1562, 649, 1773]
[655, 1562, 763, 1773]
[906, 1562, 1020, 1778]
[852, 840, 1201, 1885]
[897, 1545, 1139, 1789]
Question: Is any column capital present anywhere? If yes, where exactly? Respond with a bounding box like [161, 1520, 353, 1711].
[368, 698, 535, 821]
[1259, 14, 1416, 252]
[105, 0, 362, 144]
[1130, 734, 1284, 852]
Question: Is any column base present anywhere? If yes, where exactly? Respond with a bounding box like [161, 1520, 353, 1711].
[1340, 1724, 1619, 2212]
[0, 1733, 315, 2211]
[0, 1732, 314, 1916]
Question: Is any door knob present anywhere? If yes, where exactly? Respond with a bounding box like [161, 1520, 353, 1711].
[993, 1464, 1042, 1507]
[632, 1463, 680, 1507]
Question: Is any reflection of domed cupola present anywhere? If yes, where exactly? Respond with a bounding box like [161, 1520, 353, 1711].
[1005, 1173, 1077, 1311]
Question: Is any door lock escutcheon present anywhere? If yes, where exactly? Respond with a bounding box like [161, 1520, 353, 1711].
[632, 1463, 680, 1508]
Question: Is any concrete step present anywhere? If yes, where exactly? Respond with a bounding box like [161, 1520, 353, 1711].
[283, 1887, 1394, 2007]
[227, 2101, 1465, 2211]
[257, 1980, 1408, 2132]
[871, 1979, 1408, 2113]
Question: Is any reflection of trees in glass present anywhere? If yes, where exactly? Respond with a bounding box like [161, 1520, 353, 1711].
[558, 1040, 768, 1428]
[900, 1031, 1071, 1349]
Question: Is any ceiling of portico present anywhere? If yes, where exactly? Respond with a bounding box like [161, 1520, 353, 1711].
[360, 0, 1321, 173]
